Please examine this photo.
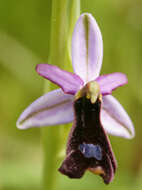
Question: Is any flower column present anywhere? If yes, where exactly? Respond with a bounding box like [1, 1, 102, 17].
[42, 1, 80, 190]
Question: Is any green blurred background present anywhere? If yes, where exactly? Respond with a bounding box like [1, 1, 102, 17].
[0, 0, 142, 189]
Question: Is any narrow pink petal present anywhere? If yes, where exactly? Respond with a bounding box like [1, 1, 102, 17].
[96, 73, 128, 95]
[17, 89, 74, 129]
[101, 95, 135, 139]
[72, 13, 103, 83]
[36, 64, 84, 95]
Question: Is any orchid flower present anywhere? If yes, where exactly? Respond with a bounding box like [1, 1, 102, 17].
[16, 13, 134, 184]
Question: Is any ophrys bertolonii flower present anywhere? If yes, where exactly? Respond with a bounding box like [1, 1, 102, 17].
[17, 13, 134, 184]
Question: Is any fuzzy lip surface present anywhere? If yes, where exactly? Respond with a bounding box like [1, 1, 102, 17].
[59, 94, 117, 184]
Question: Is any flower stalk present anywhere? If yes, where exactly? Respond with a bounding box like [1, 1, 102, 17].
[42, 1, 80, 190]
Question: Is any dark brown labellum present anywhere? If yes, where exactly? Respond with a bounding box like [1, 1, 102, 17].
[59, 95, 117, 184]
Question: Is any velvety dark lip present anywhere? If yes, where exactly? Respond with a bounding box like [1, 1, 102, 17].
[59, 95, 117, 184]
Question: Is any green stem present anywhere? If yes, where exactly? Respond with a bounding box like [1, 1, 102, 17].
[42, 1, 80, 190]
[68, 0, 80, 62]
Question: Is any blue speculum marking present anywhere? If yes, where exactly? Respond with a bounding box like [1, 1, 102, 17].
[79, 143, 102, 160]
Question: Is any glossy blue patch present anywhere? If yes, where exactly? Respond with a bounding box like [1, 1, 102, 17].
[79, 143, 102, 160]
